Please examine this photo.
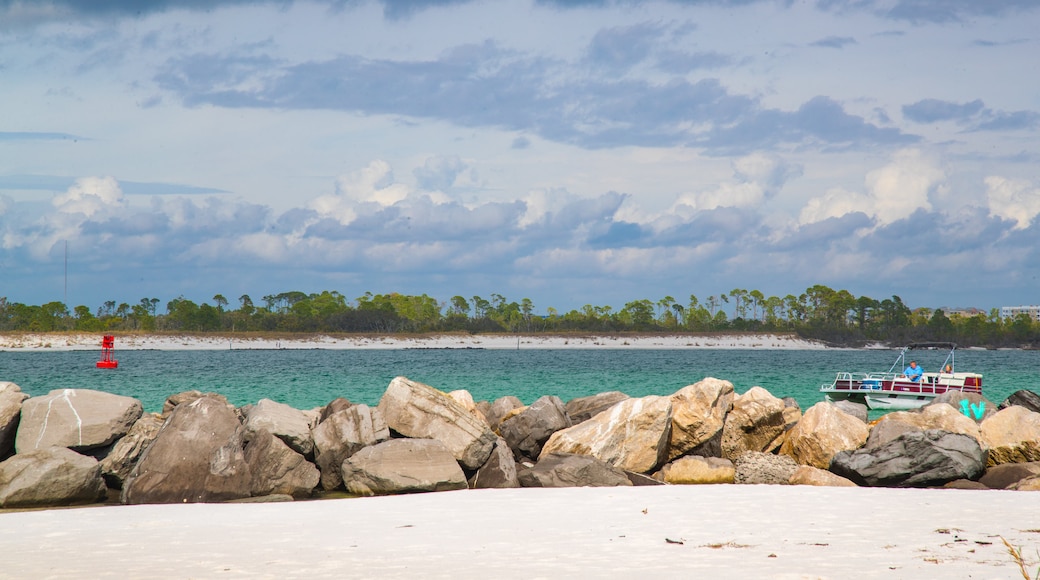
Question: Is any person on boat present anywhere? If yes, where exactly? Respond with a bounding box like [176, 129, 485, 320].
[943, 364, 953, 374]
[903, 360, 923, 382]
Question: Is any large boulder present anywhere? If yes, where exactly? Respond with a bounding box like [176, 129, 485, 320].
[541, 395, 672, 473]
[978, 462, 1040, 490]
[161, 390, 233, 418]
[832, 400, 867, 423]
[243, 399, 317, 457]
[564, 391, 630, 424]
[0, 382, 29, 459]
[734, 451, 798, 485]
[121, 395, 252, 504]
[311, 403, 389, 491]
[517, 452, 632, 488]
[16, 389, 143, 454]
[341, 438, 468, 496]
[979, 406, 1040, 465]
[999, 389, 1040, 414]
[0, 446, 107, 508]
[377, 376, 497, 470]
[667, 378, 734, 460]
[926, 392, 996, 422]
[244, 429, 320, 498]
[720, 387, 787, 460]
[830, 430, 986, 488]
[447, 390, 490, 427]
[498, 395, 572, 461]
[468, 437, 520, 489]
[653, 455, 734, 484]
[99, 413, 164, 489]
[780, 402, 869, 469]
[866, 404, 981, 449]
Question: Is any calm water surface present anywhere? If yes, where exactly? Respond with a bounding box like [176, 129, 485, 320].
[2, 348, 1036, 414]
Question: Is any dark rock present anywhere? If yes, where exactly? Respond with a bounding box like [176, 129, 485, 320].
[564, 391, 630, 424]
[0, 446, 107, 508]
[626, 471, 667, 486]
[499, 395, 572, 461]
[121, 395, 252, 504]
[517, 452, 632, 488]
[999, 390, 1040, 414]
[319, 397, 353, 423]
[468, 437, 520, 489]
[978, 461, 1040, 490]
[943, 479, 990, 490]
[341, 438, 468, 496]
[829, 430, 986, 488]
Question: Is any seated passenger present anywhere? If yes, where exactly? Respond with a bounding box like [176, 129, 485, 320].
[903, 360, 923, 382]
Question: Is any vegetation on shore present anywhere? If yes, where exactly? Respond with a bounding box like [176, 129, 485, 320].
[2, 284, 1036, 348]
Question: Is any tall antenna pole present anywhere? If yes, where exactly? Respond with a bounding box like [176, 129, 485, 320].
[64, 239, 68, 306]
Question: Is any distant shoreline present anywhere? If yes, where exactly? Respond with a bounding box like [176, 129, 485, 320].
[0, 331, 845, 351]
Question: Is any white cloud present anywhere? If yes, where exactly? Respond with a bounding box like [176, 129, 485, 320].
[799, 149, 944, 226]
[52, 176, 125, 217]
[985, 176, 1040, 229]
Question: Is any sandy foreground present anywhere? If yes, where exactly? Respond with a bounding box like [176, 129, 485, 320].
[2, 486, 1037, 579]
[0, 332, 831, 351]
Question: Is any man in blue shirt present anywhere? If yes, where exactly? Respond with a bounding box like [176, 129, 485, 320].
[903, 360, 923, 382]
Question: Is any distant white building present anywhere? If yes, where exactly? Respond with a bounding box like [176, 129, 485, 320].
[1000, 305, 1040, 321]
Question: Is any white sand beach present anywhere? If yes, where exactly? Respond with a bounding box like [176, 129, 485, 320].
[2, 485, 1036, 579]
[0, 332, 832, 351]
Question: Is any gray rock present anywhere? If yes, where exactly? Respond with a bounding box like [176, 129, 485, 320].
[499, 395, 572, 461]
[311, 403, 389, 491]
[377, 376, 497, 470]
[0, 382, 29, 459]
[244, 429, 320, 498]
[319, 397, 353, 423]
[865, 418, 920, 449]
[721, 387, 787, 460]
[468, 437, 520, 489]
[0, 446, 107, 508]
[121, 395, 252, 504]
[99, 413, 164, 489]
[734, 451, 798, 485]
[341, 438, 468, 496]
[830, 429, 986, 488]
[999, 390, 1040, 414]
[16, 389, 143, 454]
[564, 391, 630, 424]
[161, 390, 233, 418]
[833, 400, 868, 423]
[517, 452, 633, 488]
[926, 392, 996, 422]
[244, 398, 317, 457]
[486, 396, 524, 431]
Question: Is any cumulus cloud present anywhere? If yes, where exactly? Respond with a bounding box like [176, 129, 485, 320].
[671, 153, 801, 214]
[800, 149, 943, 226]
[413, 155, 467, 191]
[985, 176, 1040, 229]
[52, 176, 126, 216]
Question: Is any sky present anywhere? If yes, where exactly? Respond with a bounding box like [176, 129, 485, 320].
[1, 0, 1039, 315]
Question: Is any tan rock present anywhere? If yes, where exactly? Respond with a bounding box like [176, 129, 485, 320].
[867, 404, 981, 448]
[780, 402, 869, 469]
[789, 465, 857, 487]
[720, 387, 786, 460]
[99, 413, 164, 489]
[377, 376, 497, 470]
[980, 406, 1040, 465]
[16, 389, 143, 453]
[447, 389, 490, 427]
[0, 382, 29, 457]
[667, 378, 734, 461]
[655, 455, 734, 484]
[1010, 475, 1040, 491]
[541, 395, 672, 473]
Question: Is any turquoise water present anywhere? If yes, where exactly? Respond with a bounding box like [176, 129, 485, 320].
[2, 348, 1036, 414]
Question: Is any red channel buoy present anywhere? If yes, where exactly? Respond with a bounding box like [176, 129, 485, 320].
[96, 335, 118, 369]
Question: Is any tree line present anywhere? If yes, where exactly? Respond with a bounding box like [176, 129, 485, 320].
[1, 285, 1037, 348]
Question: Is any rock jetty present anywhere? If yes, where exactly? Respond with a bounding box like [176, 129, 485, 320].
[2, 379, 1040, 509]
